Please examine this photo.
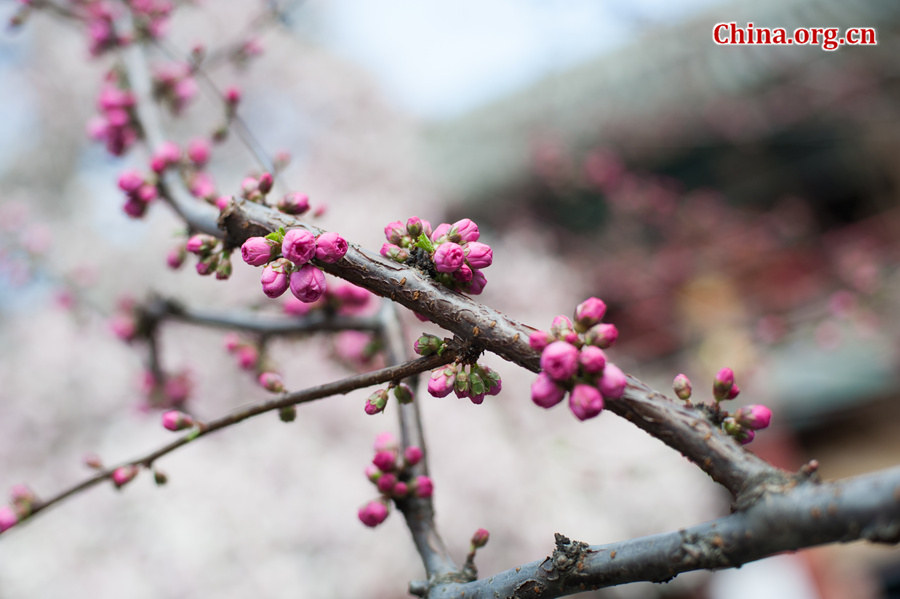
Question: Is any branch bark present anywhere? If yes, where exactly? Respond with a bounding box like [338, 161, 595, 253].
[425, 467, 900, 598]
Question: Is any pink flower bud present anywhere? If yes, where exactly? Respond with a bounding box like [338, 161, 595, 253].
[471, 528, 490, 548]
[223, 333, 240, 352]
[277, 192, 309, 215]
[237, 345, 258, 370]
[282, 228, 317, 265]
[381, 243, 409, 262]
[392, 482, 409, 497]
[187, 138, 211, 166]
[372, 450, 397, 472]
[258, 372, 285, 393]
[466, 269, 488, 295]
[257, 172, 273, 194]
[433, 242, 465, 273]
[531, 373, 565, 408]
[464, 241, 493, 269]
[540, 341, 579, 381]
[83, 453, 103, 469]
[376, 473, 397, 494]
[358, 500, 389, 528]
[161, 410, 194, 431]
[289, 264, 327, 303]
[260, 262, 290, 298]
[365, 389, 389, 415]
[404, 446, 423, 466]
[529, 330, 552, 351]
[597, 363, 627, 400]
[727, 384, 741, 400]
[122, 197, 147, 218]
[585, 323, 618, 348]
[186, 234, 216, 255]
[315, 232, 348, 263]
[431, 223, 451, 243]
[405, 216, 430, 238]
[452, 263, 474, 284]
[365, 465, 380, 482]
[673, 373, 692, 400]
[241, 237, 275, 266]
[110, 314, 137, 341]
[574, 297, 607, 329]
[452, 218, 479, 242]
[578, 346, 607, 374]
[568, 383, 604, 421]
[0, 506, 18, 532]
[166, 245, 187, 269]
[117, 169, 144, 193]
[111, 465, 139, 488]
[735, 405, 772, 430]
[427, 367, 456, 398]
[713, 367, 735, 401]
[550, 315, 575, 339]
[384, 220, 406, 244]
[373, 432, 397, 452]
[224, 86, 241, 105]
[414, 475, 434, 498]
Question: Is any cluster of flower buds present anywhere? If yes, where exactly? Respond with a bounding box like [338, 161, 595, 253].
[117, 169, 158, 218]
[130, 0, 174, 41]
[150, 141, 181, 174]
[0, 484, 37, 534]
[151, 61, 197, 115]
[185, 233, 232, 279]
[529, 297, 626, 421]
[87, 82, 138, 157]
[671, 370, 772, 444]
[139, 369, 192, 411]
[363, 382, 414, 415]
[224, 333, 260, 371]
[381, 217, 492, 295]
[358, 433, 432, 528]
[240, 226, 348, 303]
[239, 172, 275, 203]
[426, 361, 502, 405]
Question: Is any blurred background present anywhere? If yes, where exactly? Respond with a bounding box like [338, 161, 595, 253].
[0, 0, 898, 597]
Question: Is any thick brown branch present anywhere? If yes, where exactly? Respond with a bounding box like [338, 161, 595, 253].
[218, 200, 789, 499]
[425, 467, 900, 599]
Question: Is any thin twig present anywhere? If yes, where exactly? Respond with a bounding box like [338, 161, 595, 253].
[23, 351, 457, 525]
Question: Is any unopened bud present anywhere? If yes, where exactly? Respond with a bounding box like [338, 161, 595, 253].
[393, 383, 414, 404]
[414, 334, 443, 356]
[161, 410, 194, 432]
[713, 367, 735, 401]
[111, 465, 139, 489]
[673, 373, 692, 400]
[279, 405, 297, 422]
[470, 528, 490, 549]
[258, 372, 285, 393]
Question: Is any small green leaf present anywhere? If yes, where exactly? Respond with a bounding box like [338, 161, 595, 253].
[414, 233, 435, 254]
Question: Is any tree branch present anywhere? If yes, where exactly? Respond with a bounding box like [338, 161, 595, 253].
[379, 303, 460, 580]
[424, 467, 900, 598]
[22, 351, 456, 526]
[141, 295, 382, 336]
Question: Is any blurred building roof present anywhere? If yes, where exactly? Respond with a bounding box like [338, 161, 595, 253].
[423, 0, 900, 202]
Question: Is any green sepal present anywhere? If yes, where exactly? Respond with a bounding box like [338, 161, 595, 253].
[265, 227, 287, 244]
